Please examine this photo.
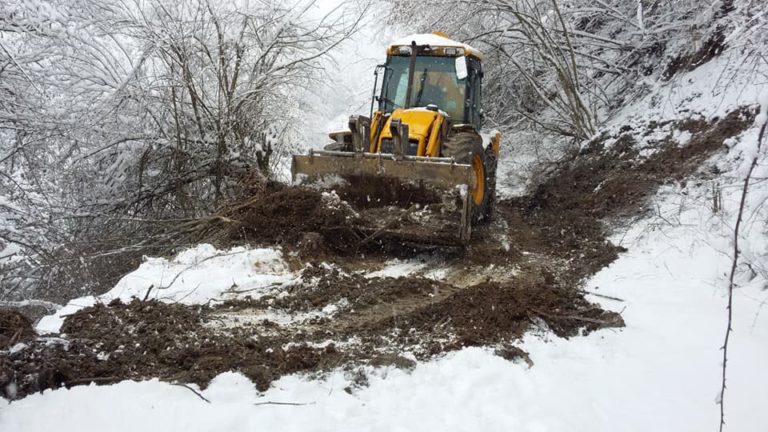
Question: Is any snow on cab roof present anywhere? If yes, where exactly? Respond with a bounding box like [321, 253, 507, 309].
[388, 33, 483, 59]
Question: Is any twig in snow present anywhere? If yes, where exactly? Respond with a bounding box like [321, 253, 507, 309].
[142, 284, 154, 301]
[225, 281, 285, 294]
[173, 383, 211, 403]
[719, 112, 766, 432]
[531, 308, 621, 326]
[65, 376, 119, 385]
[253, 400, 315, 406]
[576, 289, 625, 302]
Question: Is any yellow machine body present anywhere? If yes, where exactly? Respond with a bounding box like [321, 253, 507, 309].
[371, 108, 446, 157]
[292, 33, 501, 245]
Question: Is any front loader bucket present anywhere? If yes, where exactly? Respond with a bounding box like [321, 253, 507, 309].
[291, 150, 476, 246]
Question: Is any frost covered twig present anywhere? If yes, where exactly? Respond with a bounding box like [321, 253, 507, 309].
[719, 100, 767, 432]
[576, 289, 624, 302]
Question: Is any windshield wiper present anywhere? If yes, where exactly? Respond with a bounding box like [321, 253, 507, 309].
[414, 68, 428, 106]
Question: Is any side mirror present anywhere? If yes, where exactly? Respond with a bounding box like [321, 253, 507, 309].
[455, 56, 468, 80]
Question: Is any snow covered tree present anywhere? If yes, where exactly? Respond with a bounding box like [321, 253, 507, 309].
[0, 0, 365, 301]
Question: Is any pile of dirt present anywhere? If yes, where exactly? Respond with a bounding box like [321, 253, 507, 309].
[356, 277, 623, 357]
[492, 198, 624, 281]
[0, 299, 343, 399]
[2, 267, 623, 400]
[227, 183, 363, 252]
[0, 309, 35, 350]
[485, 108, 753, 285]
[215, 262, 623, 363]
[224, 180, 459, 255]
[227, 264, 452, 314]
[526, 107, 754, 221]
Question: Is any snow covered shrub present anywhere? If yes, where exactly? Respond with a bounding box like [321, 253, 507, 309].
[0, 0, 364, 300]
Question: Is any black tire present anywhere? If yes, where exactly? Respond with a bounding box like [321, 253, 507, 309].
[483, 146, 498, 221]
[441, 131, 494, 223]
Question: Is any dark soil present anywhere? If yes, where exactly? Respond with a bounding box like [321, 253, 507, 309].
[228, 184, 362, 251]
[663, 27, 727, 80]
[227, 264, 455, 314]
[225, 178, 460, 255]
[356, 278, 623, 357]
[0, 309, 35, 350]
[1, 300, 343, 399]
[525, 107, 754, 220]
[1, 272, 620, 400]
[488, 107, 753, 284]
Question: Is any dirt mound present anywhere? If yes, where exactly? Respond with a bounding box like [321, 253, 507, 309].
[0, 309, 35, 350]
[232, 264, 453, 314]
[0, 299, 342, 399]
[527, 107, 754, 220]
[227, 183, 363, 252]
[359, 278, 623, 356]
[487, 108, 752, 285]
[225, 180, 458, 255]
[2, 267, 623, 400]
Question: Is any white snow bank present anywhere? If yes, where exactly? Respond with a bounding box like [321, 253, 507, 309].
[36, 244, 293, 334]
[613, 51, 766, 127]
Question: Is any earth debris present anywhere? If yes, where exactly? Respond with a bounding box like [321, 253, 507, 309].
[1, 108, 754, 400]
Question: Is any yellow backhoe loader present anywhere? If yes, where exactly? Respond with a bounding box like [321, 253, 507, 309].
[292, 33, 500, 246]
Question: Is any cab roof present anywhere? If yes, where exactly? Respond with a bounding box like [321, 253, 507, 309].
[387, 33, 483, 60]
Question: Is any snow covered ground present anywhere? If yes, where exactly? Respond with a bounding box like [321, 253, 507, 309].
[3, 119, 768, 430]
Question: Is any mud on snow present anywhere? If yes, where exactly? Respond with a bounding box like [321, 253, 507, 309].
[0, 106, 755, 399]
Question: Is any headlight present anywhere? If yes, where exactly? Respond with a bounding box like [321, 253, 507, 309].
[444, 47, 464, 56]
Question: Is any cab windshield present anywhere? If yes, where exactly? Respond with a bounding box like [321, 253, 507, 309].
[379, 55, 466, 121]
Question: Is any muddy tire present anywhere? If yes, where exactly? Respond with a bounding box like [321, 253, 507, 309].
[441, 131, 494, 223]
[483, 146, 498, 220]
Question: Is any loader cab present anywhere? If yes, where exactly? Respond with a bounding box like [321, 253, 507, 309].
[377, 43, 484, 130]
